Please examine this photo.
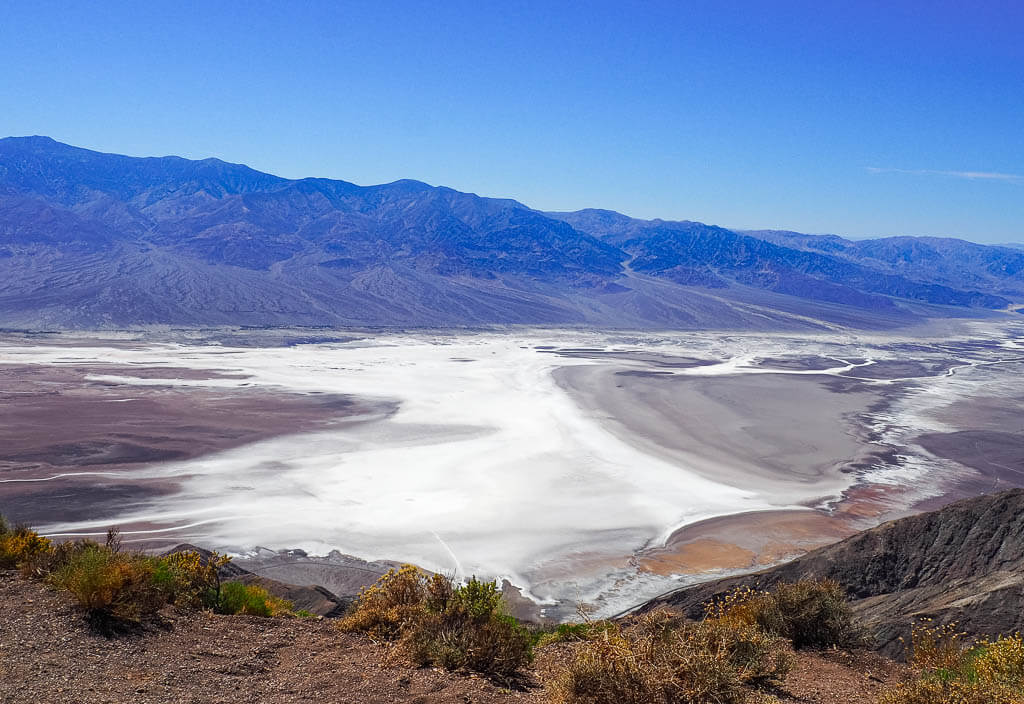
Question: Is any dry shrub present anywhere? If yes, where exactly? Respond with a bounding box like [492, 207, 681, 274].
[401, 576, 533, 679]
[709, 580, 863, 649]
[340, 565, 533, 681]
[0, 517, 53, 569]
[880, 622, 1024, 704]
[19, 538, 87, 579]
[550, 608, 792, 704]
[906, 620, 970, 674]
[339, 564, 440, 639]
[45, 529, 235, 625]
[48, 542, 165, 623]
[7, 518, 294, 629]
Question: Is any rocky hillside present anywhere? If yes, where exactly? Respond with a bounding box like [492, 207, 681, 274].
[0, 136, 1020, 330]
[638, 489, 1024, 656]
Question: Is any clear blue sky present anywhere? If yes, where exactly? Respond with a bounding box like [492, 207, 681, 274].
[2, 1, 1022, 242]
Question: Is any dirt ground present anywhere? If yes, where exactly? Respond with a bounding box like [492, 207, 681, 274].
[0, 571, 914, 704]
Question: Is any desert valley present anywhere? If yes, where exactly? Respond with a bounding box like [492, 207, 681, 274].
[1, 9, 1022, 697]
[4, 319, 1023, 620]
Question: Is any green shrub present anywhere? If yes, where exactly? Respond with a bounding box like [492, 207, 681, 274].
[880, 623, 1024, 704]
[217, 581, 292, 617]
[151, 550, 228, 609]
[534, 621, 608, 647]
[550, 608, 792, 704]
[708, 579, 863, 649]
[340, 566, 533, 681]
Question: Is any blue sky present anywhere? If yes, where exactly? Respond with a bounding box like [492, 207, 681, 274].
[2, 1, 1021, 242]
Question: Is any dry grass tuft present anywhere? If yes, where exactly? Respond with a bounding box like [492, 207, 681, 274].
[549, 608, 792, 704]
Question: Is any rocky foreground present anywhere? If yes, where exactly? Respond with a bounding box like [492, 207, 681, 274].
[0, 570, 907, 704]
[3, 491, 1023, 703]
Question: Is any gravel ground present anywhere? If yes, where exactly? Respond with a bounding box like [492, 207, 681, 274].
[0, 571, 547, 704]
[0, 570, 910, 703]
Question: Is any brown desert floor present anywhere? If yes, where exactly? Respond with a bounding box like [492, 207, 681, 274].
[0, 571, 912, 704]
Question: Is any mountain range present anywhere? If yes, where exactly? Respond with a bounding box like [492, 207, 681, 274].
[1, 136, 1021, 330]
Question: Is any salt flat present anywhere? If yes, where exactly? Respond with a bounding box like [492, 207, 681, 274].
[2, 321, 1023, 617]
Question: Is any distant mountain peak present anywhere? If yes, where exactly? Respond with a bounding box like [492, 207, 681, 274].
[0, 137, 1018, 329]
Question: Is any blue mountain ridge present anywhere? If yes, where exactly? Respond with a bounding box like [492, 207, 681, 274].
[0, 136, 1019, 330]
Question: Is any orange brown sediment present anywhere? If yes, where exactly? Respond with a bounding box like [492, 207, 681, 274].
[830, 482, 915, 521]
[636, 508, 858, 576]
[635, 478, 930, 577]
[638, 539, 757, 575]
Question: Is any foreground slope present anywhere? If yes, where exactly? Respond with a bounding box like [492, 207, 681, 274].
[0, 568, 911, 704]
[638, 489, 1024, 656]
[0, 136, 1017, 329]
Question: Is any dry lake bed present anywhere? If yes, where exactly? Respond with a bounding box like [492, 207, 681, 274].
[3, 320, 1024, 618]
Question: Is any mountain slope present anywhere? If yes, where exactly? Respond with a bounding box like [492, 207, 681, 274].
[637, 489, 1024, 657]
[743, 229, 1024, 298]
[550, 210, 1013, 309]
[0, 136, 1017, 329]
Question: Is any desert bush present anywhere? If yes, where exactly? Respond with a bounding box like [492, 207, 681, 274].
[48, 543, 165, 623]
[402, 576, 533, 679]
[708, 580, 863, 649]
[338, 564, 440, 639]
[0, 516, 53, 569]
[19, 538, 90, 579]
[152, 550, 229, 609]
[6, 518, 294, 627]
[44, 529, 234, 624]
[880, 622, 1024, 704]
[340, 566, 533, 681]
[217, 581, 293, 617]
[550, 608, 792, 704]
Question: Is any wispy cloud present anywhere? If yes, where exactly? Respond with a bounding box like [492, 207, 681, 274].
[865, 166, 1022, 182]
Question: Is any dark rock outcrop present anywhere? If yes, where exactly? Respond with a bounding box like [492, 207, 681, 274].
[162, 544, 354, 618]
[637, 490, 1024, 656]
